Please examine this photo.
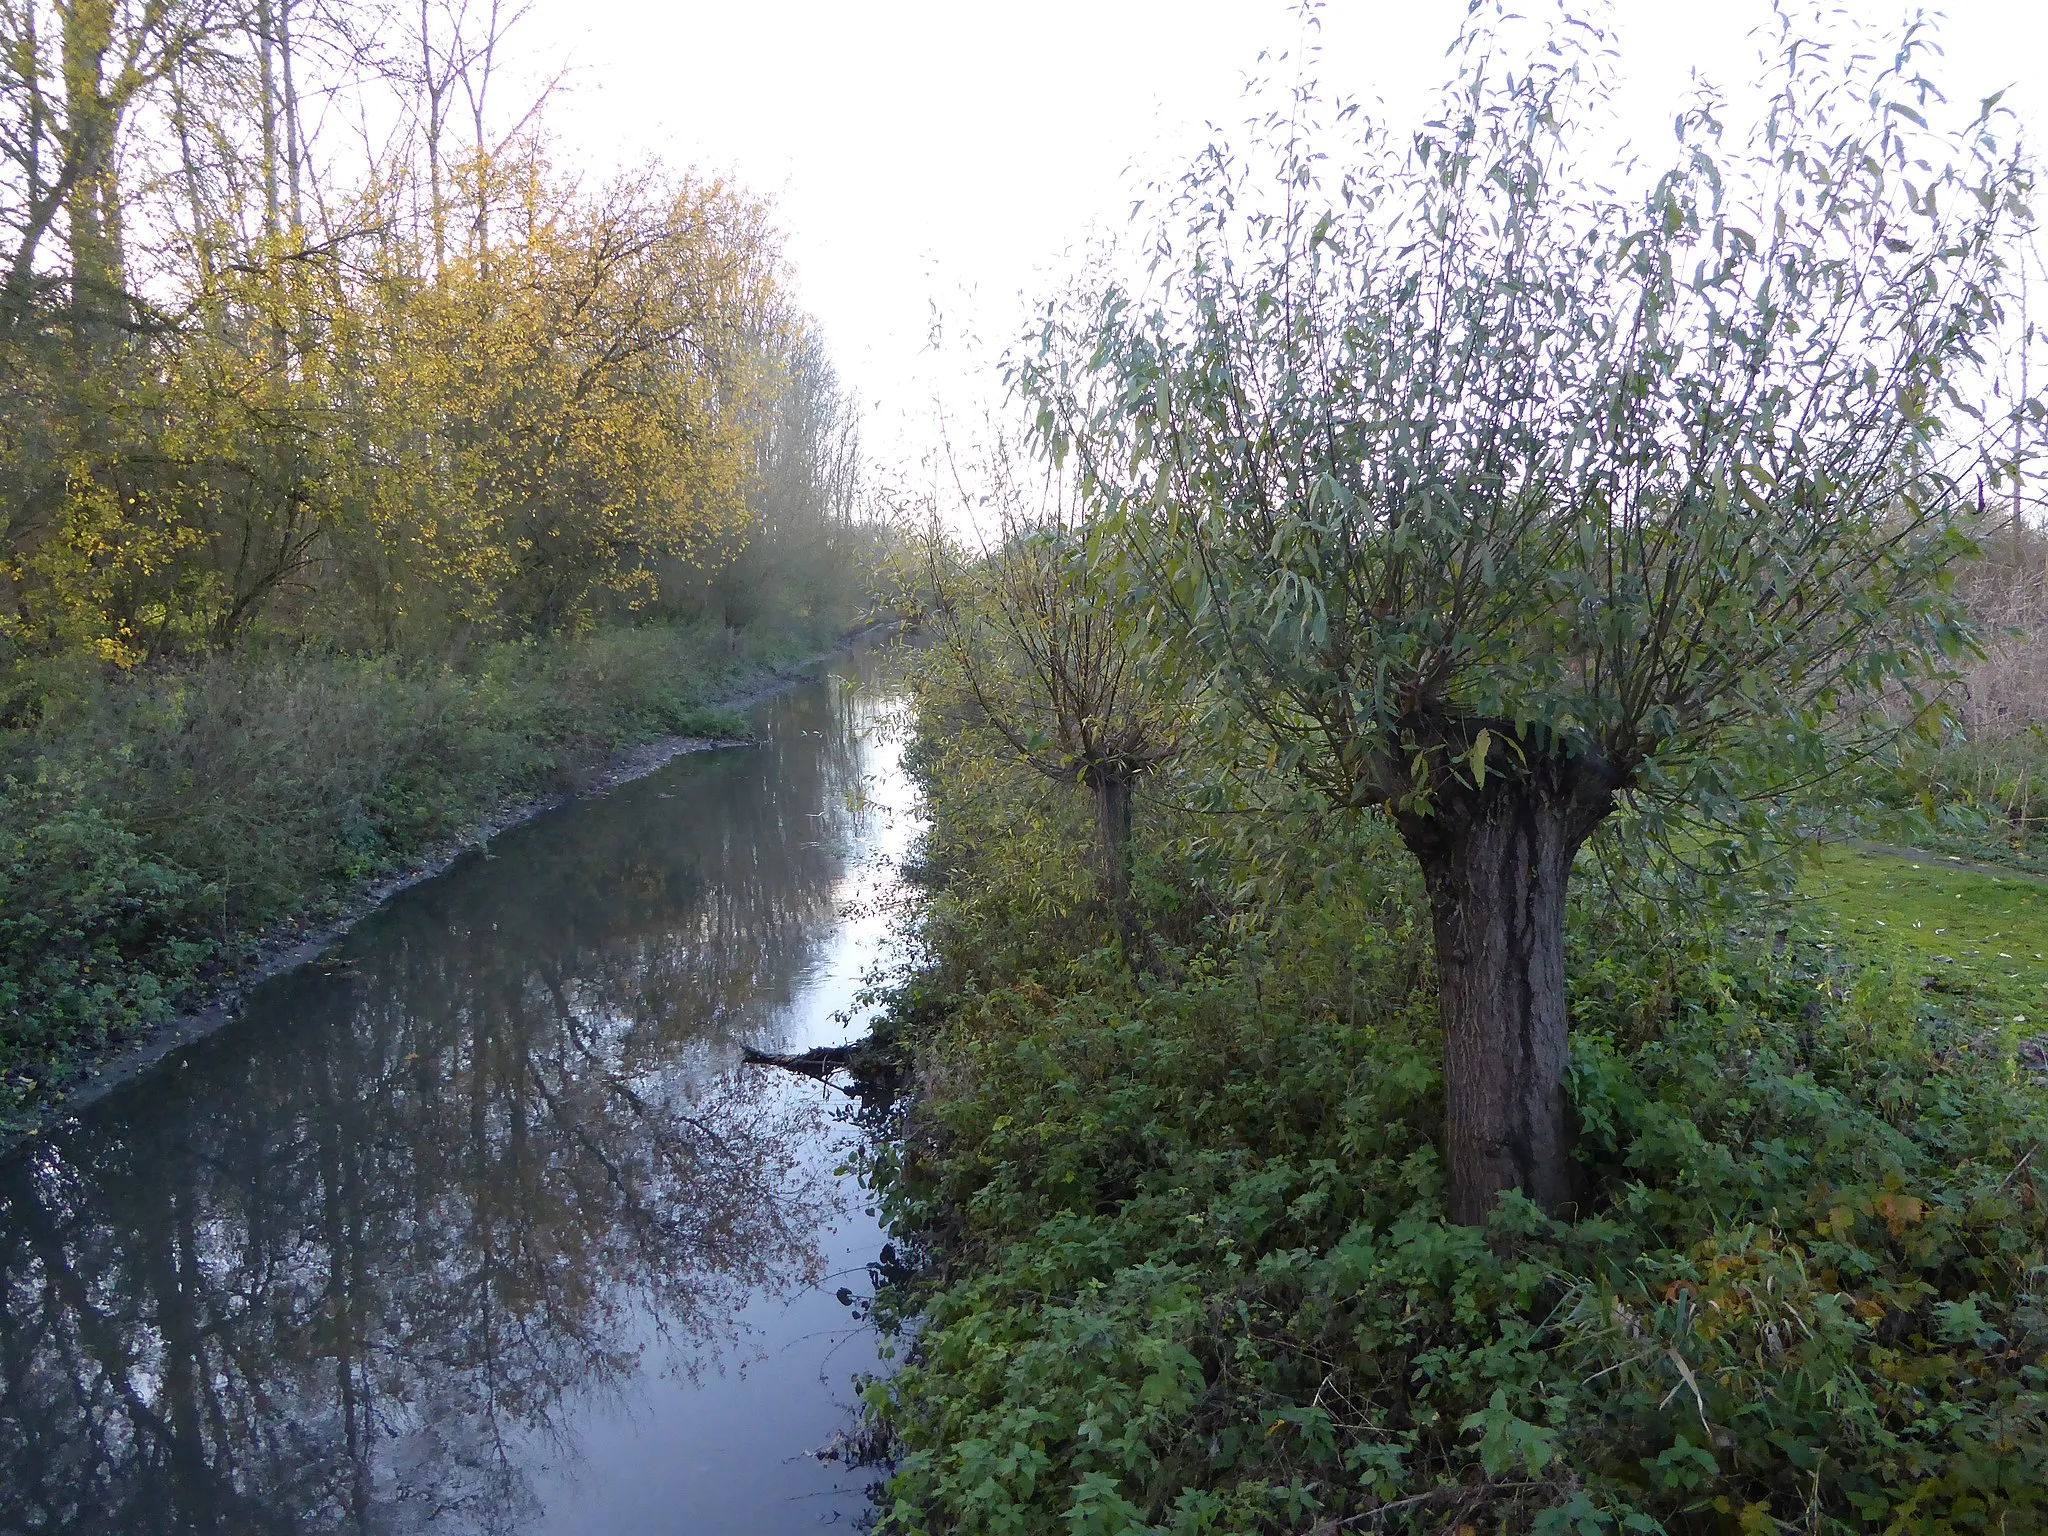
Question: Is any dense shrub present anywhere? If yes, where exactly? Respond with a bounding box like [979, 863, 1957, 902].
[1845, 728, 2048, 875]
[0, 768, 214, 1065]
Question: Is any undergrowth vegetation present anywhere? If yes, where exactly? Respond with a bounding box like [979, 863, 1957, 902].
[862, 10, 2048, 1522]
[1829, 550, 2048, 876]
[863, 692, 2048, 1534]
[0, 618, 823, 1122]
[1850, 729, 2048, 877]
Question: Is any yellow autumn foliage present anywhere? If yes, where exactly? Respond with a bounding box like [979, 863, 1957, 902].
[352, 150, 782, 636]
[1, 139, 817, 688]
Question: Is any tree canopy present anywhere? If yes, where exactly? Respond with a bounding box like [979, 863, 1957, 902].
[0, 0, 877, 704]
[1018, 4, 2033, 1221]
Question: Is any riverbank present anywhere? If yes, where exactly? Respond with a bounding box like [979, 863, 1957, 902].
[0, 618, 890, 1138]
[0, 656, 910, 1530]
[861, 678, 2048, 1533]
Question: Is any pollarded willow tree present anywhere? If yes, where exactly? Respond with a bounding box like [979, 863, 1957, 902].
[924, 448, 1174, 945]
[1020, 8, 2031, 1224]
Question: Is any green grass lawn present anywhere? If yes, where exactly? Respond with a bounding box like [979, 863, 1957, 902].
[1797, 845, 2048, 1021]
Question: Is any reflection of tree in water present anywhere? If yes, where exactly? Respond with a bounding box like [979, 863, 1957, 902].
[0, 672, 894, 1534]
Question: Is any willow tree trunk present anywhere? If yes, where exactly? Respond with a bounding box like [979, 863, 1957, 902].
[1397, 753, 1619, 1226]
[1091, 767, 1136, 949]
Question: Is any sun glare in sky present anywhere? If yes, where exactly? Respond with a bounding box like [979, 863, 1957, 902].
[524, 0, 2048, 473]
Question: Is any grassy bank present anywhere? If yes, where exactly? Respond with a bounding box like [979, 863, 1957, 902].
[861, 683, 2048, 1533]
[0, 618, 843, 1124]
[1799, 849, 2048, 1022]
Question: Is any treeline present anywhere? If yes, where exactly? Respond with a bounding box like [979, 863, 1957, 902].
[0, 0, 889, 1111]
[0, 0, 878, 707]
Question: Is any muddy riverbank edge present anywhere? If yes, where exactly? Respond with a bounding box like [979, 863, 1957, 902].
[7, 624, 898, 1149]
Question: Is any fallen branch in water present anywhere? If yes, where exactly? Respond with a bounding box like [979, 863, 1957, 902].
[741, 1037, 909, 1111]
[741, 1042, 861, 1082]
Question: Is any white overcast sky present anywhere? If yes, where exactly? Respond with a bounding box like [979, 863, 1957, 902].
[522, 0, 2048, 478]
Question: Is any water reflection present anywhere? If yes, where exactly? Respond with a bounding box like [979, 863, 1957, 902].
[0, 666, 907, 1534]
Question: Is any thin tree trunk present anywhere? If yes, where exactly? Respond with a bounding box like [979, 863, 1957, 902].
[1398, 755, 1617, 1225]
[60, 0, 124, 339]
[256, 0, 280, 240]
[170, 67, 213, 287]
[421, 0, 446, 271]
[2016, 257, 2029, 571]
[278, 0, 304, 230]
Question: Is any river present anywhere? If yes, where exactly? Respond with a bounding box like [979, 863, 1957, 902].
[0, 655, 916, 1534]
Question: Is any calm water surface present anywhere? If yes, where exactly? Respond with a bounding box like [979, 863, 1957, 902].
[0, 660, 916, 1534]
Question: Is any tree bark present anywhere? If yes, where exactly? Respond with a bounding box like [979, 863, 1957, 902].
[1396, 751, 1618, 1225]
[1091, 766, 1136, 945]
[255, 0, 280, 240]
[61, 0, 125, 337]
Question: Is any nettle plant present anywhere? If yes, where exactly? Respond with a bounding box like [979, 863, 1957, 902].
[1019, 7, 2031, 1224]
